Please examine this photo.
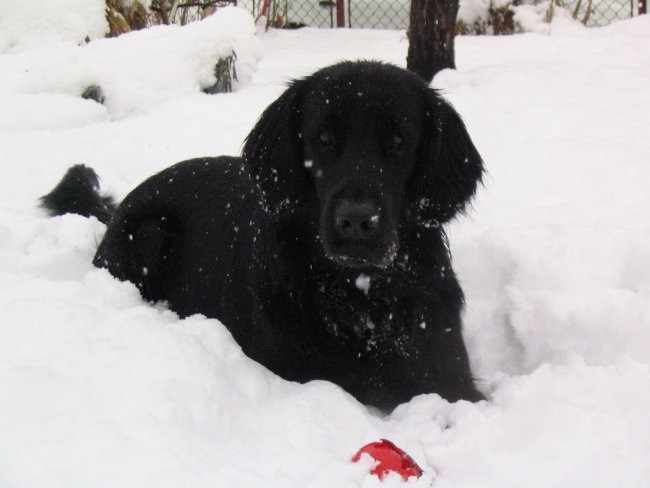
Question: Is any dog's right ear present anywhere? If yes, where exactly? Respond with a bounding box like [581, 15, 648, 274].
[242, 80, 306, 215]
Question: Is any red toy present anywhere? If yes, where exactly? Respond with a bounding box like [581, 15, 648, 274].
[352, 439, 423, 481]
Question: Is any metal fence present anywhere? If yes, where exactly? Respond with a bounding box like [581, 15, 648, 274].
[233, 0, 646, 29]
[162, 0, 238, 25]
[568, 0, 646, 25]
[236, 0, 410, 28]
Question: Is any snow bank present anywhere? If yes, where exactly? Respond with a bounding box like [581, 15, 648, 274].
[1, 8, 650, 488]
[0, 6, 261, 125]
[0, 0, 107, 53]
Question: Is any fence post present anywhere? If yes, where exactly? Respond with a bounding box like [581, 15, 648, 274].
[640, 0, 647, 14]
[336, 0, 345, 27]
[261, 0, 271, 17]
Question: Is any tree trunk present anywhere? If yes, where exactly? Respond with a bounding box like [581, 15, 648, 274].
[407, 0, 460, 83]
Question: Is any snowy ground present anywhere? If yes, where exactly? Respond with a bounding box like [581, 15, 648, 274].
[1, 6, 650, 488]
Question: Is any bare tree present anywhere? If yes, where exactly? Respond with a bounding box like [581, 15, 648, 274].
[407, 0, 460, 83]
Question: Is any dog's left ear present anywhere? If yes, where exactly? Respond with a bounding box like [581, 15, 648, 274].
[410, 89, 484, 225]
[242, 81, 306, 215]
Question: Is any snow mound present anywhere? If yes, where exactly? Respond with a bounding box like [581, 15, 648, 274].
[0, 0, 107, 53]
[0, 6, 261, 125]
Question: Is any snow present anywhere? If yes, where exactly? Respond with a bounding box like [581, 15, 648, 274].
[458, 0, 491, 25]
[1, 3, 650, 487]
[0, 6, 261, 123]
[355, 274, 372, 295]
[0, 0, 106, 53]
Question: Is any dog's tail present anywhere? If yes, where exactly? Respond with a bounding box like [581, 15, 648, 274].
[40, 164, 116, 225]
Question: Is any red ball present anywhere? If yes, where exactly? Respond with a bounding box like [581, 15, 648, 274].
[352, 439, 423, 481]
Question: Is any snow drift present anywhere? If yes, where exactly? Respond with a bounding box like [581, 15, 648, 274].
[0, 6, 261, 125]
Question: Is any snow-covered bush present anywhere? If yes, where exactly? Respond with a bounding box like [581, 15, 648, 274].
[458, 0, 519, 35]
[0, 6, 261, 122]
[457, 0, 579, 35]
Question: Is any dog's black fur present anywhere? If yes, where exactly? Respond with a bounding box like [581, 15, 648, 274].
[42, 61, 485, 411]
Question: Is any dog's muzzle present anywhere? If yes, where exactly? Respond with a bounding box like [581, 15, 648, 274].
[322, 194, 396, 268]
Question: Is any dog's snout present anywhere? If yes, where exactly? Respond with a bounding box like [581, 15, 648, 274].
[334, 200, 380, 240]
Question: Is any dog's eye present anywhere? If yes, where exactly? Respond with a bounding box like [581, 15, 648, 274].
[319, 132, 333, 146]
[391, 135, 403, 148]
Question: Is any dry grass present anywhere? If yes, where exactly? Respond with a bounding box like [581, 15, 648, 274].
[202, 51, 238, 94]
[106, 0, 152, 37]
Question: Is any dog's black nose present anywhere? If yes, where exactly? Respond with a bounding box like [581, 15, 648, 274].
[334, 200, 380, 240]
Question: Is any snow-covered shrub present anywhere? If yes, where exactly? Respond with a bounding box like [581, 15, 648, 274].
[514, 0, 585, 33]
[202, 51, 239, 94]
[458, 0, 525, 35]
[457, 0, 577, 35]
[544, 0, 594, 25]
[0, 7, 262, 120]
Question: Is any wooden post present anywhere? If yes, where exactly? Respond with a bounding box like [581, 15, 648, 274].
[336, 0, 345, 27]
[640, 0, 647, 15]
[261, 0, 271, 17]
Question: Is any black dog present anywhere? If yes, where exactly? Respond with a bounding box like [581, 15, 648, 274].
[42, 61, 485, 411]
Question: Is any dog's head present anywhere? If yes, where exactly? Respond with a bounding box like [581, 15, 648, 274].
[243, 61, 483, 269]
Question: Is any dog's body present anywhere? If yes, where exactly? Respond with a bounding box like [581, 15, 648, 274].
[43, 61, 485, 410]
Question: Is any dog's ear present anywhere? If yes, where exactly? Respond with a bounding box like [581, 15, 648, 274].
[410, 89, 484, 226]
[242, 80, 306, 215]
